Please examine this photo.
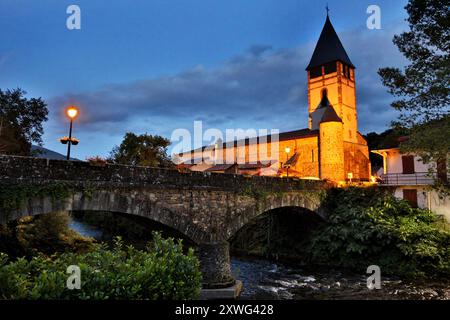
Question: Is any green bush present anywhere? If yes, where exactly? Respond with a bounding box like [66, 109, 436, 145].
[0, 233, 202, 300]
[308, 187, 450, 277]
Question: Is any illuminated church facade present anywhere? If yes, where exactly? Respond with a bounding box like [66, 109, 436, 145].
[177, 15, 371, 183]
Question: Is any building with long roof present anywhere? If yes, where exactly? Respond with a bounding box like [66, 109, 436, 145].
[177, 14, 371, 183]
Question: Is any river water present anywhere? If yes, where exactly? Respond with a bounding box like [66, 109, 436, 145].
[69, 219, 450, 300]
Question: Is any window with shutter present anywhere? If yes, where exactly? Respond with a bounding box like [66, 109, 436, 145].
[403, 189, 418, 208]
[402, 155, 415, 174]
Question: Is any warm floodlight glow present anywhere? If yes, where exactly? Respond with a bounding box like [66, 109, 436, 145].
[66, 106, 79, 119]
[285, 147, 291, 154]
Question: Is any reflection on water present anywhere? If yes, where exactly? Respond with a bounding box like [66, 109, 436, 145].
[70, 216, 450, 300]
[69, 219, 103, 240]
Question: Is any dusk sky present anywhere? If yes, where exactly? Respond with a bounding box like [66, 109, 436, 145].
[0, 0, 409, 160]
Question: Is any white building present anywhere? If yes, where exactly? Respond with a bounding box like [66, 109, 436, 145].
[372, 147, 450, 223]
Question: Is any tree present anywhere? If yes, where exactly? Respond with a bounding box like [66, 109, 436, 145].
[365, 128, 410, 168]
[109, 132, 173, 167]
[378, 0, 449, 165]
[0, 88, 48, 155]
[0, 119, 25, 155]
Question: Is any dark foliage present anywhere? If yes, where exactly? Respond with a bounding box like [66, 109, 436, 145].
[309, 187, 450, 277]
[109, 132, 173, 167]
[0, 88, 48, 155]
[378, 0, 449, 164]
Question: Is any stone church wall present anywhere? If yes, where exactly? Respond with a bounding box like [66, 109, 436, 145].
[344, 141, 371, 181]
[319, 122, 345, 182]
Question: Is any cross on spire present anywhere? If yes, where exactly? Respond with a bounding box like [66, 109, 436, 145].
[326, 3, 330, 16]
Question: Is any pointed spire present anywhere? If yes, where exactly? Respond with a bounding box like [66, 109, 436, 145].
[306, 15, 355, 70]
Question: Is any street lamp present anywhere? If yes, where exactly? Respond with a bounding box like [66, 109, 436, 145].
[347, 172, 353, 184]
[285, 147, 291, 178]
[60, 106, 79, 160]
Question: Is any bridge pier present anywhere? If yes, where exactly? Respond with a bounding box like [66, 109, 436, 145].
[198, 241, 235, 289]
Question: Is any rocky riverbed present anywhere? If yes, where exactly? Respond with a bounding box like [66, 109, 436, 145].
[232, 257, 450, 300]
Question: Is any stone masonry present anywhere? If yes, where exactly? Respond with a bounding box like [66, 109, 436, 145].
[0, 155, 329, 288]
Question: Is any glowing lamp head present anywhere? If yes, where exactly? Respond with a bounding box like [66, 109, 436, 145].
[66, 106, 79, 120]
[285, 147, 291, 154]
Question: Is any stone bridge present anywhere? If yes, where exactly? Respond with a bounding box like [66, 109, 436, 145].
[0, 155, 330, 289]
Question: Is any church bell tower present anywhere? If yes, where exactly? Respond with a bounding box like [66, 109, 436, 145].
[306, 14, 358, 145]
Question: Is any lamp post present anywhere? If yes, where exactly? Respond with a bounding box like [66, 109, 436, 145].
[285, 147, 291, 178]
[62, 106, 79, 160]
[347, 172, 353, 185]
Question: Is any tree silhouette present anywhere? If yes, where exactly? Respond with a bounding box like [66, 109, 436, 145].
[0, 88, 48, 155]
[109, 132, 173, 167]
[378, 0, 449, 168]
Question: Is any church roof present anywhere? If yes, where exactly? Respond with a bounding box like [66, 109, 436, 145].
[238, 162, 274, 170]
[306, 15, 355, 70]
[205, 164, 237, 172]
[283, 152, 300, 168]
[316, 88, 342, 123]
[179, 128, 319, 156]
[320, 104, 342, 123]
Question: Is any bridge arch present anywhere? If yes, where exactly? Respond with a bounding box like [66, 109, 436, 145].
[1, 190, 208, 244]
[229, 205, 326, 259]
[222, 191, 326, 242]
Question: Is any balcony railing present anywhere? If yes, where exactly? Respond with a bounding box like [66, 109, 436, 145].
[379, 172, 448, 186]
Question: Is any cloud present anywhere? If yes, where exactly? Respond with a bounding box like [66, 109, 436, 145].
[247, 45, 273, 57]
[46, 21, 407, 145]
[48, 45, 311, 134]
